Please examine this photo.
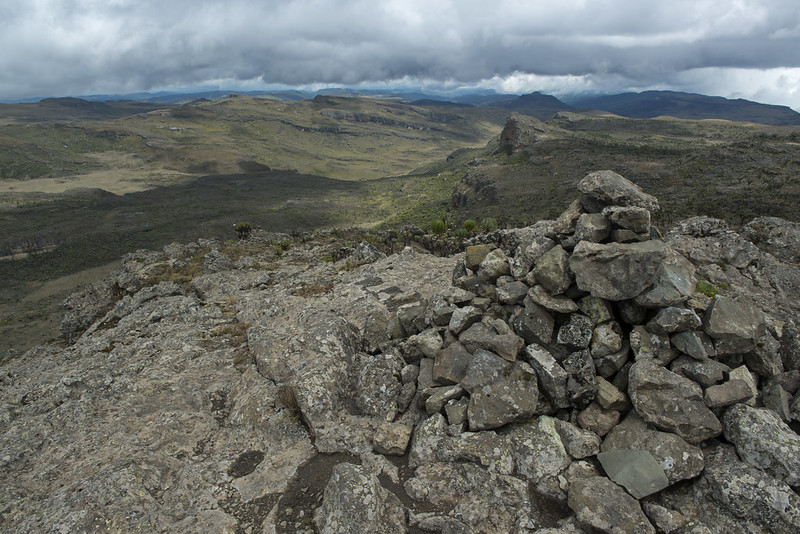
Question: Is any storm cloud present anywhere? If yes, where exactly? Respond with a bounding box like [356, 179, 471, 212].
[1, 0, 799, 109]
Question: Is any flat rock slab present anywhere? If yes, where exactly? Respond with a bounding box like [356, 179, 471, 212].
[597, 449, 669, 499]
[577, 170, 660, 211]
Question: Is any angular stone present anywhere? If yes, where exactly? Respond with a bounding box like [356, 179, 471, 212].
[597, 449, 670, 499]
[563, 350, 597, 408]
[467, 361, 539, 431]
[591, 322, 623, 358]
[595, 376, 629, 411]
[593, 341, 630, 379]
[603, 206, 651, 233]
[670, 330, 715, 360]
[602, 412, 705, 484]
[702, 296, 766, 355]
[532, 245, 572, 295]
[512, 302, 555, 346]
[728, 365, 758, 406]
[675, 357, 728, 387]
[460, 349, 511, 393]
[477, 248, 510, 281]
[444, 397, 469, 426]
[465, 245, 493, 271]
[577, 295, 615, 325]
[417, 358, 435, 389]
[704, 379, 752, 409]
[448, 305, 483, 335]
[702, 444, 800, 533]
[524, 343, 570, 409]
[630, 325, 678, 366]
[610, 229, 649, 243]
[646, 307, 701, 335]
[744, 331, 784, 378]
[570, 240, 668, 301]
[315, 463, 406, 533]
[433, 341, 471, 385]
[495, 280, 529, 305]
[557, 313, 594, 350]
[577, 170, 660, 211]
[527, 285, 579, 314]
[373, 422, 413, 456]
[634, 249, 696, 308]
[508, 417, 572, 499]
[628, 359, 722, 443]
[553, 419, 601, 459]
[723, 403, 800, 486]
[763, 383, 792, 422]
[553, 199, 583, 234]
[577, 402, 620, 437]
[574, 213, 611, 243]
[407, 328, 442, 359]
[425, 385, 465, 415]
[568, 476, 656, 534]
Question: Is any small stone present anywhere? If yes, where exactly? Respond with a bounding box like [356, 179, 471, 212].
[373, 422, 413, 456]
[597, 449, 669, 499]
[702, 296, 766, 355]
[465, 245, 493, 272]
[448, 305, 483, 335]
[433, 341, 471, 385]
[444, 397, 469, 426]
[568, 476, 656, 534]
[574, 213, 611, 243]
[557, 314, 594, 350]
[528, 285, 579, 314]
[630, 326, 678, 366]
[577, 402, 620, 437]
[603, 206, 651, 233]
[728, 365, 758, 406]
[595, 376, 629, 411]
[646, 307, 701, 335]
[553, 419, 601, 459]
[703, 379, 753, 409]
[477, 248, 510, 281]
[512, 302, 555, 346]
[424, 385, 465, 415]
[524, 343, 570, 409]
[577, 295, 615, 325]
[590, 322, 623, 358]
[495, 280, 529, 305]
[763, 383, 792, 422]
[532, 245, 572, 295]
[670, 330, 715, 360]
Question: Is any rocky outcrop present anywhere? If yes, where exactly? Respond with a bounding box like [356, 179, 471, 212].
[3, 171, 800, 533]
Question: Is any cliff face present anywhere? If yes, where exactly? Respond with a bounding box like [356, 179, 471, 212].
[2, 171, 800, 533]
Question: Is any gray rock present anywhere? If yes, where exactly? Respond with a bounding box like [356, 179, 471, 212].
[315, 463, 406, 533]
[630, 325, 678, 366]
[628, 360, 722, 443]
[433, 341, 471, 385]
[570, 240, 668, 301]
[633, 249, 696, 308]
[512, 302, 555, 346]
[577, 295, 615, 325]
[477, 248, 510, 281]
[460, 349, 512, 393]
[444, 397, 469, 426]
[741, 216, 800, 264]
[553, 199, 583, 235]
[702, 444, 800, 533]
[557, 313, 594, 350]
[595, 376, 630, 411]
[593, 341, 630, 379]
[425, 385, 465, 415]
[464, 244, 493, 272]
[459, 321, 524, 362]
[722, 404, 800, 486]
[407, 328, 443, 359]
[744, 330, 784, 378]
[577, 401, 620, 437]
[670, 330, 715, 360]
[591, 322, 624, 358]
[533, 245, 572, 295]
[525, 343, 571, 409]
[528, 285, 579, 314]
[603, 205, 652, 233]
[448, 305, 483, 335]
[508, 417, 572, 499]
[704, 379, 753, 409]
[553, 418, 601, 459]
[568, 476, 656, 534]
[574, 213, 611, 243]
[59, 280, 116, 340]
[728, 365, 758, 406]
[702, 296, 766, 355]
[563, 350, 598, 408]
[597, 449, 670, 499]
[674, 357, 728, 387]
[617, 299, 648, 325]
[601, 412, 705, 484]
[467, 361, 539, 430]
[373, 422, 413, 456]
[646, 307, 701, 335]
[496, 280, 530, 304]
[203, 249, 234, 273]
[577, 169, 660, 211]
[763, 383, 793, 422]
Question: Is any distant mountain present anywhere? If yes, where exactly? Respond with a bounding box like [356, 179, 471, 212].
[491, 92, 574, 121]
[571, 90, 800, 126]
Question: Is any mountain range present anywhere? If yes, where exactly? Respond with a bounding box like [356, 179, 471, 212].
[7, 88, 799, 126]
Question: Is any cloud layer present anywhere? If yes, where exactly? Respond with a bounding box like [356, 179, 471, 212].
[2, 0, 799, 108]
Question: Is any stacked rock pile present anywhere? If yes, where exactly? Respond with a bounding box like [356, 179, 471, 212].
[368, 170, 800, 533]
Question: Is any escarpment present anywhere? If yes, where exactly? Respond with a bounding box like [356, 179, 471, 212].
[2, 170, 800, 533]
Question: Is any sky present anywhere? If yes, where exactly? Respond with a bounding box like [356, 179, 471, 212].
[1, 0, 800, 110]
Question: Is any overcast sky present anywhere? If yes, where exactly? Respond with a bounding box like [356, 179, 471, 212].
[1, 0, 799, 109]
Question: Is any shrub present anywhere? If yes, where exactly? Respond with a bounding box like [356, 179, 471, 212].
[462, 219, 477, 233]
[695, 280, 718, 298]
[454, 228, 470, 239]
[430, 219, 447, 235]
[481, 217, 498, 232]
[234, 222, 252, 240]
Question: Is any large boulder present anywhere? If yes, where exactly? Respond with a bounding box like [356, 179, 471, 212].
[577, 170, 660, 212]
[628, 360, 722, 443]
[314, 463, 406, 533]
[570, 240, 669, 301]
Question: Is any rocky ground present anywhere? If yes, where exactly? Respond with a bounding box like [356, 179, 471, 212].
[2, 170, 800, 533]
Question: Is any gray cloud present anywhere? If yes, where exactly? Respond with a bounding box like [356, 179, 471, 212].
[1, 0, 799, 109]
